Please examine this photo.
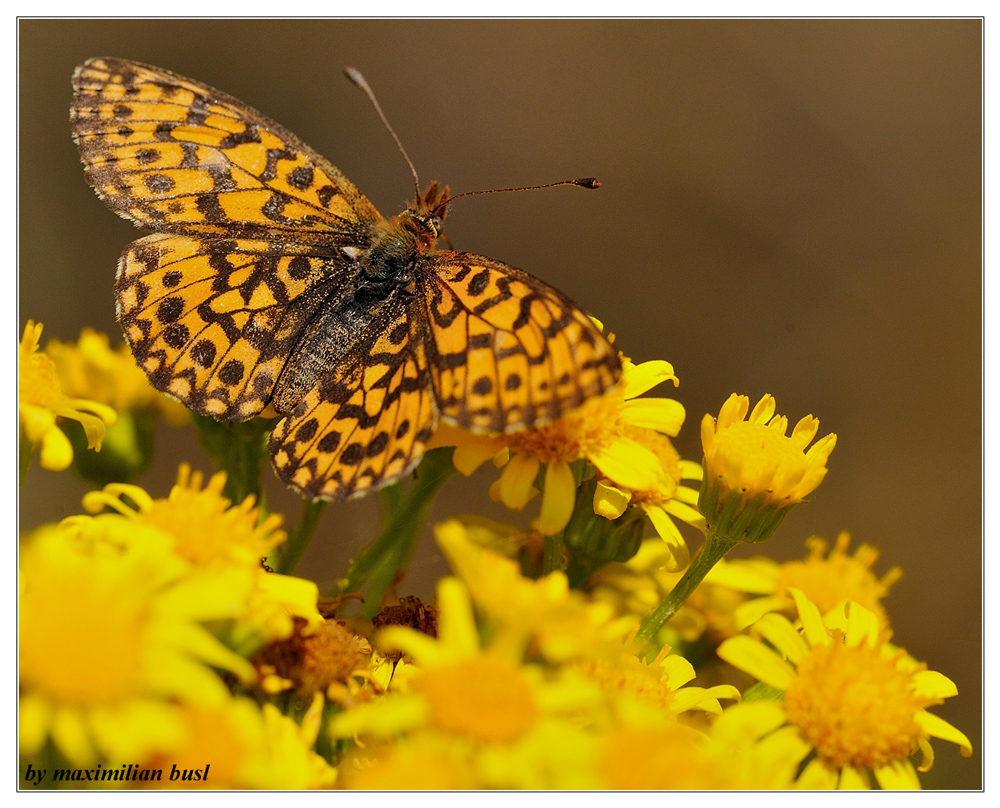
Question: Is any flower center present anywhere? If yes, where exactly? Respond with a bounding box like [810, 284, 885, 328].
[419, 656, 537, 742]
[580, 658, 675, 713]
[508, 392, 622, 464]
[141, 477, 283, 567]
[603, 727, 721, 789]
[775, 556, 890, 628]
[783, 640, 927, 770]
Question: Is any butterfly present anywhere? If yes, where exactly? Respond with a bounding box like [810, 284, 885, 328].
[71, 57, 621, 500]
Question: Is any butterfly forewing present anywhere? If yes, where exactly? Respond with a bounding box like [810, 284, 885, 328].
[72, 57, 380, 241]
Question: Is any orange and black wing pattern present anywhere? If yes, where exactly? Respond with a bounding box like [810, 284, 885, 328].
[420, 253, 621, 434]
[71, 57, 380, 241]
[72, 57, 621, 501]
[115, 233, 347, 420]
[268, 301, 437, 499]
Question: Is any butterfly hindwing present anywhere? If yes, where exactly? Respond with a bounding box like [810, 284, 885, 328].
[421, 253, 621, 433]
[116, 233, 347, 419]
[268, 303, 437, 499]
[71, 57, 380, 243]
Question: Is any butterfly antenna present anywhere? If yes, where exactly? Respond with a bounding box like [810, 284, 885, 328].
[344, 67, 421, 201]
[438, 178, 600, 216]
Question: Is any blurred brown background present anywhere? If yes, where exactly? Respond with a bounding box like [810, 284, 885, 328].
[18, 20, 981, 788]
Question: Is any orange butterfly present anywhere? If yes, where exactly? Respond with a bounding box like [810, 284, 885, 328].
[71, 58, 621, 499]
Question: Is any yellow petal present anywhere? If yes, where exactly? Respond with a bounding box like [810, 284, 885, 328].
[911, 670, 958, 700]
[593, 480, 630, 519]
[753, 613, 809, 665]
[716, 635, 795, 691]
[748, 394, 776, 425]
[39, 426, 73, 471]
[717, 394, 749, 429]
[643, 505, 690, 571]
[589, 438, 662, 491]
[915, 710, 973, 757]
[872, 760, 920, 790]
[620, 398, 685, 435]
[498, 453, 540, 509]
[618, 360, 677, 399]
[535, 460, 576, 536]
[839, 765, 873, 790]
[452, 440, 502, 476]
[788, 588, 829, 648]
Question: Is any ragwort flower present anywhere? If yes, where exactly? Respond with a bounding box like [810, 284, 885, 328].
[434, 518, 636, 663]
[717, 589, 972, 789]
[44, 328, 188, 424]
[700, 393, 836, 544]
[19, 520, 256, 766]
[708, 530, 903, 631]
[72, 464, 322, 651]
[431, 356, 691, 539]
[18, 321, 116, 472]
[141, 694, 336, 789]
[330, 576, 609, 788]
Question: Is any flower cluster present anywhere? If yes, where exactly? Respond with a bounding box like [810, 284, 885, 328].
[18, 323, 972, 790]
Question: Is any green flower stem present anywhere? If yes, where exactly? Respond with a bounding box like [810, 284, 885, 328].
[192, 414, 275, 505]
[274, 498, 327, 575]
[542, 531, 564, 575]
[340, 447, 456, 619]
[635, 526, 739, 645]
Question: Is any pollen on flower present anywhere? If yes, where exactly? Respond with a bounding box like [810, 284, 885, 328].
[783, 639, 928, 771]
[253, 617, 371, 698]
[578, 654, 676, 713]
[140, 465, 286, 567]
[775, 532, 902, 629]
[507, 391, 625, 464]
[419, 656, 537, 742]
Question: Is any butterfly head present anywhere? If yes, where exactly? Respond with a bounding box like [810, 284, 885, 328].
[411, 181, 452, 239]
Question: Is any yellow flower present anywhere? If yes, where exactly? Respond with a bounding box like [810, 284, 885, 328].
[600, 708, 811, 790]
[592, 443, 704, 572]
[431, 357, 688, 536]
[332, 576, 601, 740]
[700, 393, 836, 544]
[44, 328, 188, 424]
[71, 465, 322, 649]
[587, 537, 750, 647]
[83, 464, 286, 569]
[18, 321, 116, 471]
[330, 576, 612, 788]
[19, 521, 256, 766]
[253, 617, 372, 698]
[338, 731, 478, 789]
[717, 590, 972, 788]
[434, 519, 637, 663]
[142, 694, 336, 789]
[707, 530, 903, 631]
[578, 644, 740, 726]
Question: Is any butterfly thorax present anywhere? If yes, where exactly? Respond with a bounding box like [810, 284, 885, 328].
[363, 210, 438, 284]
